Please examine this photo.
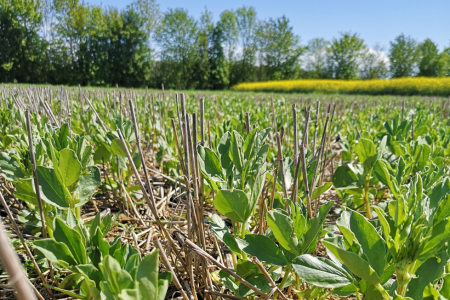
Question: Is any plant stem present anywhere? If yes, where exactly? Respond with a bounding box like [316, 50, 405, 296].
[364, 178, 373, 219]
[375, 283, 392, 300]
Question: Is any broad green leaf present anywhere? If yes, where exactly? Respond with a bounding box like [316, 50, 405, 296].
[111, 138, 128, 157]
[312, 182, 332, 200]
[99, 255, 134, 295]
[217, 132, 232, 174]
[118, 289, 139, 300]
[36, 166, 69, 208]
[300, 201, 334, 254]
[157, 272, 172, 300]
[57, 148, 82, 187]
[243, 128, 258, 158]
[428, 178, 450, 216]
[34, 239, 77, 268]
[209, 214, 241, 254]
[249, 166, 265, 214]
[75, 166, 101, 207]
[53, 218, 87, 265]
[292, 255, 353, 288]
[441, 274, 450, 299]
[248, 144, 269, 176]
[418, 218, 450, 261]
[239, 234, 288, 266]
[332, 164, 364, 190]
[433, 194, 450, 225]
[356, 138, 377, 170]
[266, 210, 299, 255]
[0, 151, 26, 181]
[337, 211, 386, 277]
[100, 213, 119, 236]
[197, 146, 225, 181]
[422, 284, 441, 300]
[213, 190, 250, 223]
[14, 179, 38, 206]
[406, 251, 448, 299]
[238, 273, 271, 297]
[137, 250, 159, 300]
[230, 130, 245, 173]
[323, 239, 381, 286]
[74, 264, 102, 288]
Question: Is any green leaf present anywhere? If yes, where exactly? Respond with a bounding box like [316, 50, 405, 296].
[36, 166, 69, 208]
[406, 251, 448, 299]
[239, 234, 288, 266]
[14, 179, 38, 206]
[323, 239, 381, 286]
[197, 146, 225, 181]
[46, 285, 88, 300]
[53, 218, 87, 265]
[34, 239, 77, 268]
[111, 138, 128, 157]
[300, 201, 334, 254]
[238, 273, 271, 297]
[213, 190, 250, 223]
[356, 138, 377, 170]
[231, 130, 245, 174]
[266, 210, 299, 255]
[217, 132, 233, 174]
[137, 250, 159, 300]
[332, 164, 364, 190]
[57, 148, 82, 187]
[244, 128, 258, 159]
[440, 274, 450, 299]
[248, 144, 269, 176]
[157, 272, 172, 300]
[292, 255, 353, 288]
[312, 182, 332, 200]
[209, 214, 241, 254]
[99, 255, 134, 295]
[0, 151, 26, 181]
[76, 166, 101, 207]
[100, 213, 119, 236]
[336, 211, 386, 277]
[249, 167, 265, 214]
[419, 218, 450, 261]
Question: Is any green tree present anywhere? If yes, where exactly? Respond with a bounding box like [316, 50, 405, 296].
[327, 32, 365, 80]
[209, 25, 229, 89]
[230, 6, 257, 85]
[196, 8, 213, 89]
[0, 0, 46, 83]
[257, 15, 304, 81]
[389, 34, 420, 78]
[131, 0, 160, 49]
[417, 38, 448, 77]
[304, 38, 330, 79]
[360, 45, 389, 79]
[155, 8, 198, 89]
[218, 10, 238, 62]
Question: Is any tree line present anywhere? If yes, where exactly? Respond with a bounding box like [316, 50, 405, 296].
[1, 0, 450, 89]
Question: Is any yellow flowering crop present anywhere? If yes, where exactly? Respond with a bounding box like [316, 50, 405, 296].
[231, 77, 450, 96]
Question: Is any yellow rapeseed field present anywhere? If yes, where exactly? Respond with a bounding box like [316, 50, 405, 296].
[231, 77, 450, 96]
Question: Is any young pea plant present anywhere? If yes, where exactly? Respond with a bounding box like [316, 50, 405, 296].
[198, 128, 270, 240]
[295, 172, 450, 300]
[0, 122, 101, 236]
[332, 136, 387, 218]
[33, 212, 172, 300]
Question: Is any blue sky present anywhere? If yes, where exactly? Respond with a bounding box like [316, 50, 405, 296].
[88, 0, 450, 50]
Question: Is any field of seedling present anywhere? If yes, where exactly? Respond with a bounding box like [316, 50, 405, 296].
[1, 86, 450, 300]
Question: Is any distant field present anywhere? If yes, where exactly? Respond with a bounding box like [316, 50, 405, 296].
[232, 77, 450, 96]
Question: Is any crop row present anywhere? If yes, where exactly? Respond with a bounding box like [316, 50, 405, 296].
[0, 86, 449, 300]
